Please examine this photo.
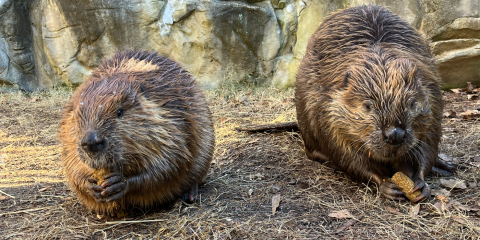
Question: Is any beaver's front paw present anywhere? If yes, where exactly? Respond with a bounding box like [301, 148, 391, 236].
[410, 179, 431, 203]
[87, 177, 106, 203]
[99, 172, 127, 202]
[379, 179, 406, 201]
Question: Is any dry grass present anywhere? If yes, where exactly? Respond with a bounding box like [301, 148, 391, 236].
[0, 83, 479, 239]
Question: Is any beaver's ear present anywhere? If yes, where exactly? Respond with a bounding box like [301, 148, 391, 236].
[137, 83, 149, 98]
[344, 71, 351, 88]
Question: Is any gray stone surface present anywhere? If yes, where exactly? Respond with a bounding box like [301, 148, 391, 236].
[0, 0, 36, 91]
[0, 0, 479, 91]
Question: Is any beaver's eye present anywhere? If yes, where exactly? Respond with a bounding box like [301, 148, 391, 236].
[117, 109, 124, 118]
[364, 101, 373, 111]
[410, 99, 416, 109]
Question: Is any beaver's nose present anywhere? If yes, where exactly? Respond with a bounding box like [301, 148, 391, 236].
[383, 126, 406, 146]
[81, 131, 106, 153]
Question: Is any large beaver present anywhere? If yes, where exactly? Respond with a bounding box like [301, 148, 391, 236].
[295, 5, 454, 202]
[59, 51, 215, 215]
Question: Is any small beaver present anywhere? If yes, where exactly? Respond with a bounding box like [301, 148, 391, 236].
[59, 51, 215, 215]
[295, 5, 454, 202]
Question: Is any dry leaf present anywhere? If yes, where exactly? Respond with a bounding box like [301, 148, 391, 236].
[0, 195, 9, 201]
[238, 96, 247, 103]
[30, 96, 40, 102]
[466, 94, 479, 100]
[469, 162, 480, 168]
[335, 215, 364, 233]
[436, 195, 449, 202]
[431, 201, 453, 214]
[440, 179, 467, 189]
[450, 88, 462, 94]
[431, 189, 451, 197]
[459, 109, 480, 120]
[452, 201, 480, 212]
[386, 206, 401, 214]
[451, 215, 466, 224]
[271, 194, 281, 215]
[443, 110, 457, 118]
[409, 204, 420, 218]
[328, 209, 354, 219]
[469, 182, 477, 187]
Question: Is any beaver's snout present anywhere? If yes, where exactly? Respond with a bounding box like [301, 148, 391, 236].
[383, 126, 406, 146]
[81, 131, 106, 154]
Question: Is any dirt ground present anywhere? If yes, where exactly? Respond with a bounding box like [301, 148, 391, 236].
[0, 83, 479, 239]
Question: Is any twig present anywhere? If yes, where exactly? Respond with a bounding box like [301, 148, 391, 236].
[0, 206, 54, 217]
[335, 215, 364, 233]
[0, 190, 15, 199]
[104, 219, 167, 224]
[204, 174, 229, 185]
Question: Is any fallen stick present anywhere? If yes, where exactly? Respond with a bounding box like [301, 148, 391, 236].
[0, 206, 54, 217]
[335, 215, 364, 233]
[0, 190, 15, 199]
[105, 219, 167, 224]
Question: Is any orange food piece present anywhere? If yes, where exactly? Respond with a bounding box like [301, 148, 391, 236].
[92, 168, 110, 185]
[391, 172, 421, 202]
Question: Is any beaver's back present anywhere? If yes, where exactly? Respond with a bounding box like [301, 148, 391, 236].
[304, 5, 433, 66]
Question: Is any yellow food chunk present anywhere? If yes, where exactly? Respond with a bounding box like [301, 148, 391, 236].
[92, 168, 110, 185]
[391, 172, 421, 202]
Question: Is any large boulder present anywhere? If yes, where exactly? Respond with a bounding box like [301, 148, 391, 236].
[289, 0, 480, 89]
[0, 0, 479, 91]
[0, 0, 36, 92]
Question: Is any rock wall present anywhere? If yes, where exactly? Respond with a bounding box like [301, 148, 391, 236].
[0, 0, 479, 91]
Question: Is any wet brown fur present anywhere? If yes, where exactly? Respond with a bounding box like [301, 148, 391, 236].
[59, 51, 215, 214]
[296, 6, 447, 198]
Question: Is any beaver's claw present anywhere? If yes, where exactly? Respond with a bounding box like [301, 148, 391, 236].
[411, 179, 431, 203]
[86, 177, 106, 203]
[379, 179, 406, 201]
[100, 172, 127, 202]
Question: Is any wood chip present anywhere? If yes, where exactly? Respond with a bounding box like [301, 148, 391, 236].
[328, 209, 354, 219]
[272, 194, 281, 215]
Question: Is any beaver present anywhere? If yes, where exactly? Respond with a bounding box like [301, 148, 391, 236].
[59, 51, 215, 215]
[295, 5, 454, 202]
